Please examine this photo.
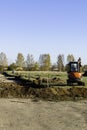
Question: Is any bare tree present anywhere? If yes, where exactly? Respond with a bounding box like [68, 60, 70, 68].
[57, 54, 65, 71]
[0, 52, 8, 66]
[16, 53, 25, 68]
[67, 54, 75, 63]
[26, 54, 35, 70]
[39, 54, 51, 71]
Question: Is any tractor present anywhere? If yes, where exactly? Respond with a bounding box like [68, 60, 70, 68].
[67, 58, 85, 86]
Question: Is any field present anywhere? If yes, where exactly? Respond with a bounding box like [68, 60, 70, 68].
[0, 98, 87, 130]
[5, 70, 87, 86]
[0, 72, 87, 130]
[2, 71, 87, 101]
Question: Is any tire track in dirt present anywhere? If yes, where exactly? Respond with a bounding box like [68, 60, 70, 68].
[0, 99, 87, 130]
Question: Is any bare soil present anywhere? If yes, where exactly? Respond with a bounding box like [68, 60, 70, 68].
[0, 74, 87, 129]
[0, 98, 87, 130]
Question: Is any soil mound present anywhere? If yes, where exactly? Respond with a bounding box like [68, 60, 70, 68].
[0, 73, 87, 101]
[0, 82, 87, 101]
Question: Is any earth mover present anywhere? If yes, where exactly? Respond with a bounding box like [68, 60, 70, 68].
[67, 58, 85, 86]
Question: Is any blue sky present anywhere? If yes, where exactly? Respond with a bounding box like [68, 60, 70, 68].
[0, 0, 87, 64]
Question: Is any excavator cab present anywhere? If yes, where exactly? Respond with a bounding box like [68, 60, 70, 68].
[67, 61, 85, 86]
[67, 62, 79, 73]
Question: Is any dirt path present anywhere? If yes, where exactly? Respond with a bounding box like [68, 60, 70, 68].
[0, 99, 87, 130]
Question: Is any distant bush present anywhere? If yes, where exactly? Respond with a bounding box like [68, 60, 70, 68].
[8, 63, 17, 71]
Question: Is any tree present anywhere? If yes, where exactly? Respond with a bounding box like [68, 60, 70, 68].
[16, 53, 25, 68]
[8, 63, 17, 71]
[67, 54, 75, 63]
[26, 54, 35, 70]
[82, 65, 87, 71]
[51, 63, 58, 71]
[0, 52, 8, 67]
[57, 54, 65, 71]
[39, 54, 51, 71]
[33, 62, 39, 71]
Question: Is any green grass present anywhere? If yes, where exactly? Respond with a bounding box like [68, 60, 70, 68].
[5, 71, 87, 87]
[6, 71, 66, 78]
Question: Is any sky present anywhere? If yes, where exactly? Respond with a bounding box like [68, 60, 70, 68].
[0, 0, 87, 65]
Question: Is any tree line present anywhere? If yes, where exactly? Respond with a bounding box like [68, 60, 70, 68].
[0, 52, 86, 72]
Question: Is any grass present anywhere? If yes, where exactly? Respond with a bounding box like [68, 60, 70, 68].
[5, 71, 87, 87]
[2, 71, 87, 101]
[6, 70, 67, 77]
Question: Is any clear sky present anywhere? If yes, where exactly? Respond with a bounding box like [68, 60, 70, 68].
[0, 0, 87, 65]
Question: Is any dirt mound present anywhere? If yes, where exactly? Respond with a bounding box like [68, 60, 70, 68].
[0, 81, 87, 101]
[0, 73, 87, 101]
[25, 87, 87, 101]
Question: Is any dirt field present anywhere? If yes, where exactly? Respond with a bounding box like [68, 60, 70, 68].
[0, 74, 87, 129]
[0, 98, 87, 130]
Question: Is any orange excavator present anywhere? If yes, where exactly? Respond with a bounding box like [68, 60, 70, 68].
[67, 58, 85, 86]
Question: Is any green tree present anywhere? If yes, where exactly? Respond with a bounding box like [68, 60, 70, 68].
[51, 63, 58, 71]
[33, 62, 39, 71]
[8, 63, 17, 71]
[82, 65, 87, 71]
